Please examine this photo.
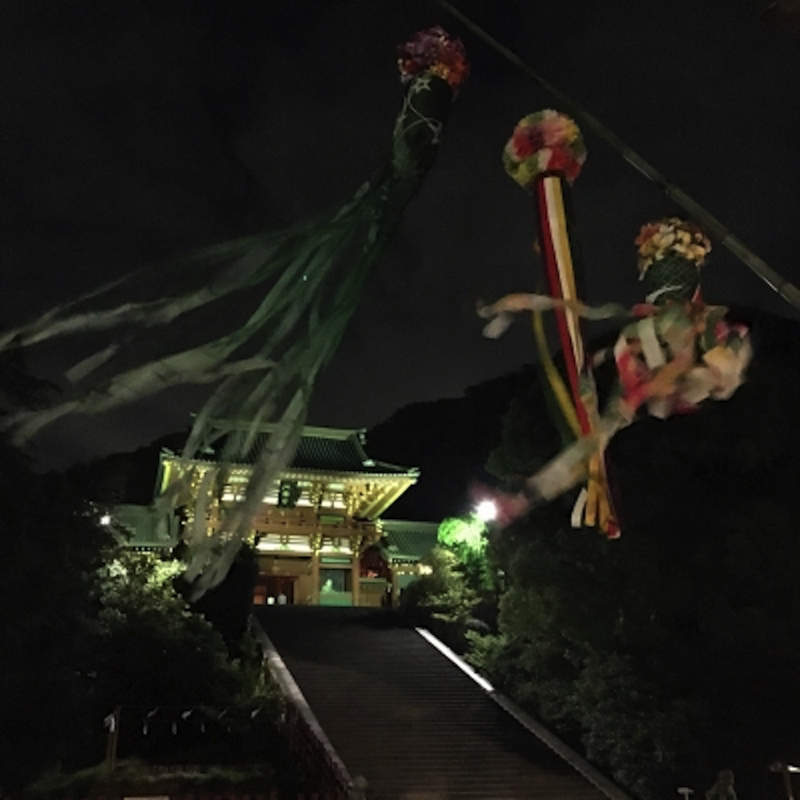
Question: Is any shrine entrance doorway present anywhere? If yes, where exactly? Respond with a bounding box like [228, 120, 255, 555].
[254, 574, 297, 605]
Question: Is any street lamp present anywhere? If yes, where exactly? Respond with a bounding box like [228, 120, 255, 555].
[475, 499, 497, 522]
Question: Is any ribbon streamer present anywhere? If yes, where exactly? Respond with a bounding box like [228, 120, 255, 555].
[0, 27, 469, 598]
[500, 109, 620, 537]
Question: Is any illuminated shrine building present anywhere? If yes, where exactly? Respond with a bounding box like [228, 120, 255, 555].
[157, 423, 436, 607]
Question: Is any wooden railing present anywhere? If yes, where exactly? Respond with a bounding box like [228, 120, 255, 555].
[284, 702, 353, 799]
[254, 508, 377, 539]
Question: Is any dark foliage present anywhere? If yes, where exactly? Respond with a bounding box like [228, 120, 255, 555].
[187, 542, 260, 653]
[0, 437, 112, 789]
[367, 369, 534, 520]
[482, 309, 800, 799]
[64, 430, 188, 506]
[0, 436, 276, 791]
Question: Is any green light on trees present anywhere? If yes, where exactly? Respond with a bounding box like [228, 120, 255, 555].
[438, 514, 487, 559]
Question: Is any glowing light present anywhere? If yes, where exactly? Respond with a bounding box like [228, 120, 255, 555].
[100, 514, 112, 526]
[416, 627, 494, 692]
[475, 500, 497, 522]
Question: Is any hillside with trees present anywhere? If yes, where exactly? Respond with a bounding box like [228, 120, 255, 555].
[0, 438, 279, 794]
[4, 306, 799, 798]
[390, 308, 800, 799]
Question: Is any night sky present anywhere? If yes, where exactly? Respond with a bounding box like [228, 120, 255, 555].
[2, 0, 799, 467]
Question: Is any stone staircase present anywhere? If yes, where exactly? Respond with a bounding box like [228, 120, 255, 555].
[255, 606, 629, 800]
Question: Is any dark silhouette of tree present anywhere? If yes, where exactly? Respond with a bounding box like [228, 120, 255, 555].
[482, 310, 800, 799]
[0, 437, 112, 788]
[0, 435, 274, 790]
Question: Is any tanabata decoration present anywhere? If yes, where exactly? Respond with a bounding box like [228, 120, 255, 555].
[479, 215, 752, 527]
[497, 109, 619, 537]
[0, 26, 469, 597]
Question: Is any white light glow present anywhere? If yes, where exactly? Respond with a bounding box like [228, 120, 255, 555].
[100, 514, 112, 526]
[416, 627, 495, 692]
[475, 500, 497, 522]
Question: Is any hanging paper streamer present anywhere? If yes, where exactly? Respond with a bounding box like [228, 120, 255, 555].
[0, 27, 469, 598]
[501, 109, 619, 537]
[479, 217, 752, 521]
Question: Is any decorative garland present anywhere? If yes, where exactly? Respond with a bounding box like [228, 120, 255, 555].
[503, 110, 586, 189]
[0, 26, 468, 599]
[397, 25, 469, 93]
[635, 216, 712, 276]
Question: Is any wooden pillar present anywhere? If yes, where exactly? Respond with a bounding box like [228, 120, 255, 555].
[310, 551, 320, 605]
[351, 553, 360, 607]
[391, 564, 400, 607]
[104, 706, 121, 771]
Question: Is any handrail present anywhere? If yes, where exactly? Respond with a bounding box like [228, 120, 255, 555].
[252, 620, 358, 799]
[417, 626, 635, 800]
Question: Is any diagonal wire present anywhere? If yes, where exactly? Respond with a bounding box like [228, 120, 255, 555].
[433, 0, 800, 312]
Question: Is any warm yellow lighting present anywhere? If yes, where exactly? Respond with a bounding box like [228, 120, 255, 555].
[257, 540, 312, 554]
[320, 542, 353, 555]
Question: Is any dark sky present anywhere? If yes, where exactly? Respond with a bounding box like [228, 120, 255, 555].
[2, 0, 799, 467]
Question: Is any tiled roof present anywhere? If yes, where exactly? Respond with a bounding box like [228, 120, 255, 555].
[381, 519, 440, 562]
[189, 423, 417, 477]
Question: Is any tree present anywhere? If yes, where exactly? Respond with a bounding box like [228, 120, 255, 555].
[437, 514, 492, 592]
[0, 436, 277, 790]
[0, 438, 113, 789]
[93, 551, 242, 710]
[91, 548, 277, 765]
[401, 514, 502, 652]
[480, 311, 800, 799]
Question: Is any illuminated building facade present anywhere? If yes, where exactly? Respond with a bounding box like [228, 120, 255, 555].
[156, 422, 433, 607]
